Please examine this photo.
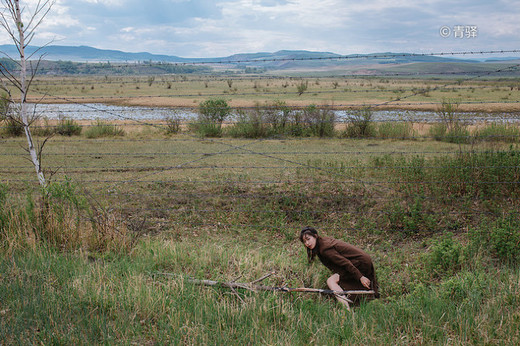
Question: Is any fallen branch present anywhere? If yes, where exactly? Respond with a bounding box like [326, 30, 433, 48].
[153, 272, 375, 300]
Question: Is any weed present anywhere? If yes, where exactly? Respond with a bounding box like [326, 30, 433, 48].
[377, 122, 415, 139]
[470, 212, 520, 264]
[302, 105, 335, 137]
[84, 120, 125, 138]
[426, 232, 464, 278]
[3, 116, 23, 136]
[55, 117, 82, 136]
[343, 106, 376, 138]
[474, 123, 520, 143]
[164, 115, 182, 134]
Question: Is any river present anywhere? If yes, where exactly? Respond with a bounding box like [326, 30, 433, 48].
[27, 103, 520, 123]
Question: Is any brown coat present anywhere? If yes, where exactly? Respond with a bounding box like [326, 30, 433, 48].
[316, 236, 379, 297]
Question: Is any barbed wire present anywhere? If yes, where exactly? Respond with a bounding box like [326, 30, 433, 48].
[2, 163, 519, 172]
[1, 149, 518, 157]
[28, 49, 520, 67]
[2, 177, 519, 185]
[20, 70, 520, 87]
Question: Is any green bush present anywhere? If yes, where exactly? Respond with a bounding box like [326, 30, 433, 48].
[343, 106, 376, 138]
[191, 98, 231, 137]
[0, 91, 9, 120]
[431, 100, 472, 144]
[470, 213, 520, 263]
[3, 117, 24, 137]
[56, 117, 82, 136]
[474, 123, 520, 143]
[302, 105, 335, 137]
[226, 109, 270, 138]
[426, 233, 464, 277]
[84, 120, 124, 138]
[378, 122, 415, 139]
[199, 98, 231, 124]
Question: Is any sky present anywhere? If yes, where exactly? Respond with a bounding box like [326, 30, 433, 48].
[2, 0, 520, 58]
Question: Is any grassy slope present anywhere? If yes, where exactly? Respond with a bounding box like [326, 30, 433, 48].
[1, 239, 519, 344]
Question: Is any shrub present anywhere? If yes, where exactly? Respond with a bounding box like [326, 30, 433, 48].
[3, 117, 24, 136]
[266, 100, 292, 133]
[378, 121, 415, 139]
[426, 233, 464, 278]
[84, 120, 124, 138]
[473, 123, 520, 143]
[296, 80, 308, 96]
[431, 99, 472, 144]
[198, 98, 231, 125]
[55, 117, 82, 136]
[226, 109, 270, 138]
[470, 213, 520, 263]
[302, 105, 335, 137]
[0, 91, 9, 120]
[164, 115, 182, 134]
[191, 98, 231, 137]
[343, 106, 376, 138]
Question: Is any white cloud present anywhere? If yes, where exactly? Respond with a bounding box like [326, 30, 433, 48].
[2, 0, 518, 57]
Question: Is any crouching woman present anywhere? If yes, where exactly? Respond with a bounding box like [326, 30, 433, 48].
[299, 227, 379, 309]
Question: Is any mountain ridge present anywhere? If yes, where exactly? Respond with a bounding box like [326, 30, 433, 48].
[0, 44, 497, 65]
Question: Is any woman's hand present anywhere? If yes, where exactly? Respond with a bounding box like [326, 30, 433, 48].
[360, 276, 371, 289]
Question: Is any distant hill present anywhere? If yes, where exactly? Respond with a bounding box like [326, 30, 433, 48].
[1, 45, 519, 76]
[0, 44, 189, 63]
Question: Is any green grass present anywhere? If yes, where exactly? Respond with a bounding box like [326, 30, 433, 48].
[1, 237, 519, 344]
[1, 129, 520, 344]
[84, 120, 125, 138]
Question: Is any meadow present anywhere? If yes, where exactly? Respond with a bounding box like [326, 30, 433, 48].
[24, 74, 520, 112]
[1, 74, 520, 344]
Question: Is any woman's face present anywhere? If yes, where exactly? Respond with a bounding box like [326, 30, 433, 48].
[302, 234, 317, 250]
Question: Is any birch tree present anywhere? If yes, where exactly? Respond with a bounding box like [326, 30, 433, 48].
[0, 0, 54, 188]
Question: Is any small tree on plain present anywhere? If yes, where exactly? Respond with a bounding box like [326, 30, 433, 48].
[0, 0, 55, 188]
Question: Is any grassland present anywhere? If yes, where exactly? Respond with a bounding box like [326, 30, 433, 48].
[2, 71, 520, 343]
[1, 123, 520, 343]
[23, 75, 520, 112]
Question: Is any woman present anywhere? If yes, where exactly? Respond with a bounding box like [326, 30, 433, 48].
[299, 226, 379, 308]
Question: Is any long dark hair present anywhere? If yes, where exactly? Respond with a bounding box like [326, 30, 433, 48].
[300, 226, 319, 263]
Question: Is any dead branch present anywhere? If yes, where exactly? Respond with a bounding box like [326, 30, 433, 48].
[154, 272, 375, 298]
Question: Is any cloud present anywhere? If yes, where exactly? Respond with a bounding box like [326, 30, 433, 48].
[3, 0, 518, 57]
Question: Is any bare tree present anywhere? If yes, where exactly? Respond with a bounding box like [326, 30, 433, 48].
[0, 0, 54, 188]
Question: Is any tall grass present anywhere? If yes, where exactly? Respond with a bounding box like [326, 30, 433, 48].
[474, 123, 520, 143]
[1, 236, 518, 344]
[377, 121, 416, 139]
[84, 120, 125, 138]
[0, 181, 134, 254]
[226, 103, 335, 138]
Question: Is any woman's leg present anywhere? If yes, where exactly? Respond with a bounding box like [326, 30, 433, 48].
[326, 274, 351, 310]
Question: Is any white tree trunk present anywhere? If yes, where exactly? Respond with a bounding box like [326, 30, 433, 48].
[14, 0, 46, 187]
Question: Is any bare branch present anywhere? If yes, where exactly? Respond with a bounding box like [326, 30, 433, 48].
[154, 272, 376, 301]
